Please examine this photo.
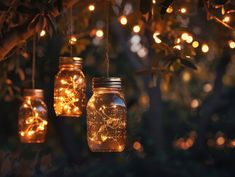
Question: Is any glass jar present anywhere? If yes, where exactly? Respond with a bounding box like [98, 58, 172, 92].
[18, 89, 48, 143]
[54, 57, 86, 117]
[87, 77, 127, 152]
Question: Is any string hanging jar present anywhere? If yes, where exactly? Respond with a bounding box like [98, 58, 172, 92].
[87, 77, 127, 152]
[54, 57, 86, 117]
[18, 89, 48, 143]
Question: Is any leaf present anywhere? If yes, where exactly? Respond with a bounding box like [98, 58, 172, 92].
[180, 59, 197, 70]
[17, 5, 39, 14]
[56, 0, 63, 12]
[160, 0, 174, 15]
[46, 13, 57, 35]
[140, 0, 152, 14]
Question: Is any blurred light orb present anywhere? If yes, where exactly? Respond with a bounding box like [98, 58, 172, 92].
[69, 36, 77, 45]
[201, 43, 209, 53]
[216, 136, 225, 146]
[191, 99, 199, 109]
[152, 0, 156, 4]
[133, 141, 143, 151]
[173, 45, 182, 50]
[40, 30, 46, 37]
[166, 6, 173, 13]
[203, 83, 213, 93]
[186, 35, 193, 43]
[181, 33, 189, 40]
[96, 29, 104, 38]
[228, 40, 235, 49]
[88, 4, 95, 11]
[223, 16, 230, 23]
[120, 15, 128, 25]
[192, 41, 199, 48]
[180, 8, 187, 14]
[137, 47, 148, 58]
[154, 36, 162, 44]
[182, 71, 191, 82]
[130, 35, 141, 44]
[133, 25, 141, 33]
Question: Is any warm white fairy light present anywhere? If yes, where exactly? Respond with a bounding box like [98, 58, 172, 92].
[120, 15, 128, 25]
[201, 43, 209, 53]
[192, 41, 199, 48]
[19, 96, 48, 143]
[88, 4, 95, 11]
[69, 36, 77, 45]
[96, 29, 104, 38]
[133, 25, 141, 33]
[228, 40, 235, 49]
[223, 16, 230, 23]
[166, 6, 173, 13]
[180, 8, 187, 14]
[40, 30, 46, 37]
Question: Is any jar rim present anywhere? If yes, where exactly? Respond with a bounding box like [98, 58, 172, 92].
[92, 77, 122, 89]
[59, 56, 83, 65]
[23, 89, 44, 98]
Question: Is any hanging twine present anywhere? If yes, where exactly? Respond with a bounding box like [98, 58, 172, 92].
[105, 0, 110, 78]
[69, 7, 73, 57]
[32, 32, 36, 89]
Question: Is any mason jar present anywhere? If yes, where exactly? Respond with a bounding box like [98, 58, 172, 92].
[87, 77, 127, 152]
[18, 89, 48, 143]
[54, 57, 85, 117]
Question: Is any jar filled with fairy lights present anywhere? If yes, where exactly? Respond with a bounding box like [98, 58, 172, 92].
[54, 57, 86, 117]
[18, 89, 48, 143]
[87, 77, 127, 152]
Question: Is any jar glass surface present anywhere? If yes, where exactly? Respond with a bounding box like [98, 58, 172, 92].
[19, 95, 48, 143]
[54, 62, 86, 117]
[87, 88, 127, 152]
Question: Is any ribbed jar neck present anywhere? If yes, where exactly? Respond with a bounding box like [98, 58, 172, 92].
[23, 89, 44, 99]
[92, 77, 122, 90]
[92, 87, 122, 93]
[59, 64, 82, 69]
[59, 56, 83, 69]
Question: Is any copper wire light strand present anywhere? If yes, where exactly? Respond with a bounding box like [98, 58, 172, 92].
[105, 0, 110, 78]
[32, 32, 36, 89]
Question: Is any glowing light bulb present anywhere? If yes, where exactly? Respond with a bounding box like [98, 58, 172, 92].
[181, 33, 189, 40]
[180, 8, 187, 14]
[228, 40, 235, 49]
[69, 36, 77, 45]
[88, 4, 95, 11]
[152, 0, 156, 4]
[191, 99, 199, 109]
[216, 136, 225, 146]
[120, 15, 128, 25]
[186, 35, 193, 43]
[96, 29, 104, 38]
[166, 6, 173, 13]
[223, 16, 230, 23]
[173, 45, 181, 50]
[40, 30, 46, 37]
[192, 41, 199, 48]
[133, 141, 143, 151]
[133, 25, 141, 33]
[203, 83, 213, 93]
[201, 43, 209, 53]
[182, 71, 191, 82]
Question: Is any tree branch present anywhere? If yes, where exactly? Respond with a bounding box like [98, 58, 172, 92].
[0, 0, 79, 62]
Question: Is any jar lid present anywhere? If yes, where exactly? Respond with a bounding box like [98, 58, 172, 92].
[92, 77, 122, 88]
[59, 56, 82, 65]
[23, 89, 44, 98]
